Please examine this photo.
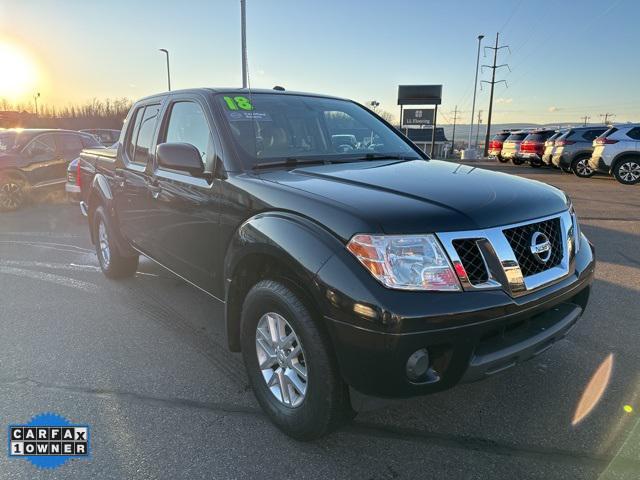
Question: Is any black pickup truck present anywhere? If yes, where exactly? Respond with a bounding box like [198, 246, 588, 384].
[81, 88, 595, 439]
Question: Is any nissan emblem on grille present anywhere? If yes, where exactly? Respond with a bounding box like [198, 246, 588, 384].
[530, 231, 552, 264]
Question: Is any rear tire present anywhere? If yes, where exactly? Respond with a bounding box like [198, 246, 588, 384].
[93, 206, 139, 278]
[572, 156, 595, 178]
[497, 155, 509, 163]
[530, 160, 542, 168]
[241, 279, 354, 440]
[0, 175, 29, 212]
[512, 157, 525, 165]
[613, 158, 640, 185]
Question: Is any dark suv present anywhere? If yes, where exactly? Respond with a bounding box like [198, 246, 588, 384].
[83, 88, 594, 439]
[551, 126, 607, 175]
[0, 129, 101, 211]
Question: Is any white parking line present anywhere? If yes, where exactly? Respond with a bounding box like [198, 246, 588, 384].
[0, 266, 99, 293]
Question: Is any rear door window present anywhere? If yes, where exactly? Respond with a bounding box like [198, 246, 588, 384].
[58, 134, 84, 154]
[125, 104, 161, 165]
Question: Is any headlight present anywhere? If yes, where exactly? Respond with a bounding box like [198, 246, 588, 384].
[346, 234, 461, 291]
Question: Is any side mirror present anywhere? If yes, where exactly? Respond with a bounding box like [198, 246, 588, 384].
[156, 142, 205, 177]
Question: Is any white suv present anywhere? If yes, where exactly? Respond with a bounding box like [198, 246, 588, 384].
[589, 124, 640, 185]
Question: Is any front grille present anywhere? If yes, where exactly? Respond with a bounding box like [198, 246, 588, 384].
[503, 218, 563, 277]
[452, 238, 489, 285]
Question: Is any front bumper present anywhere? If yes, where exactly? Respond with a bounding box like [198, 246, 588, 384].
[589, 156, 609, 173]
[65, 182, 81, 201]
[317, 236, 595, 398]
[518, 152, 542, 163]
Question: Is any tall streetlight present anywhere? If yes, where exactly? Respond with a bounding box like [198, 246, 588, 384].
[468, 34, 484, 156]
[159, 49, 171, 91]
[240, 0, 248, 88]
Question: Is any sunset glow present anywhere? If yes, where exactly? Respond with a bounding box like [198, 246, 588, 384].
[0, 42, 38, 102]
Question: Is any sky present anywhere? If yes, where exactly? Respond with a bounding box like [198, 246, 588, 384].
[0, 0, 638, 124]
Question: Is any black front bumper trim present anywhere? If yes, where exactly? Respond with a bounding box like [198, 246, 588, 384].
[461, 302, 581, 382]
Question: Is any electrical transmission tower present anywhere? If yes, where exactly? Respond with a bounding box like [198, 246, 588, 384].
[476, 110, 483, 149]
[581, 115, 590, 126]
[600, 113, 615, 125]
[450, 105, 459, 158]
[481, 32, 510, 157]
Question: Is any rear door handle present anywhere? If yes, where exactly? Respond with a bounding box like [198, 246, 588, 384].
[114, 171, 126, 187]
[147, 181, 162, 199]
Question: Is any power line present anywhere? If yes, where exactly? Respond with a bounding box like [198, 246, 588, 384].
[481, 32, 510, 157]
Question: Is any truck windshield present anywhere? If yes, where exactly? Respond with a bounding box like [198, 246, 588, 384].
[217, 93, 419, 169]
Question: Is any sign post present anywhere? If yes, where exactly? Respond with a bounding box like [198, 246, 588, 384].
[398, 85, 442, 157]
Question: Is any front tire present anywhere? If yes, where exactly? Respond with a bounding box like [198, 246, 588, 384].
[613, 158, 640, 185]
[572, 156, 595, 178]
[93, 206, 139, 278]
[241, 280, 353, 440]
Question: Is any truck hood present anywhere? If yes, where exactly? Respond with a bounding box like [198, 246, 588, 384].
[258, 159, 568, 234]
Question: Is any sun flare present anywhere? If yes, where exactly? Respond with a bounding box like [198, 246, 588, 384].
[0, 42, 38, 102]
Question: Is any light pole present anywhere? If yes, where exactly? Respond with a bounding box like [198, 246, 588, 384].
[240, 0, 248, 88]
[33, 92, 40, 117]
[159, 49, 171, 91]
[468, 34, 484, 154]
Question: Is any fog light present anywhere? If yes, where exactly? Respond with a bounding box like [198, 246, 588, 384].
[406, 348, 430, 381]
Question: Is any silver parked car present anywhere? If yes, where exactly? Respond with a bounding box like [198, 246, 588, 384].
[551, 126, 608, 175]
[500, 131, 529, 164]
[589, 123, 640, 184]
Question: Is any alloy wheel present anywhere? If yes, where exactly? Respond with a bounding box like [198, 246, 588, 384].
[576, 158, 593, 177]
[98, 219, 111, 268]
[255, 312, 308, 408]
[619, 161, 640, 182]
[0, 181, 23, 210]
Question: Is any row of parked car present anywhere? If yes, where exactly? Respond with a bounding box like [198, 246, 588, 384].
[0, 128, 120, 211]
[487, 124, 640, 185]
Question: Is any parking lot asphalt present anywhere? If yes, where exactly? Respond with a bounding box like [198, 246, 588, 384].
[0, 162, 639, 479]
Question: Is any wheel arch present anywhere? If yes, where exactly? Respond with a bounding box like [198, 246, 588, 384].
[0, 168, 30, 185]
[611, 152, 640, 173]
[223, 212, 343, 352]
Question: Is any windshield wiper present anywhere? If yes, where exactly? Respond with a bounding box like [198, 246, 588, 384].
[344, 153, 420, 161]
[252, 157, 329, 170]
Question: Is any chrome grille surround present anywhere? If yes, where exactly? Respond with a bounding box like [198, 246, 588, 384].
[437, 211, 574, 298]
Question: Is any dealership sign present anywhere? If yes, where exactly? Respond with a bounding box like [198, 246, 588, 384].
[402, 109, 434, 126]
[397, 85, 442, 105]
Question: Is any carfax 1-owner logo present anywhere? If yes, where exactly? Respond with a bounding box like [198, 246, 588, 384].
[8, 413, 91, 469]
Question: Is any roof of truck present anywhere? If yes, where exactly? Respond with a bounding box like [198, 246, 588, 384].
[135, 87, 347, 103]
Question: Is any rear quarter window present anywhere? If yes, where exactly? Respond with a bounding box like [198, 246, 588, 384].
[625, 127, 640, 140]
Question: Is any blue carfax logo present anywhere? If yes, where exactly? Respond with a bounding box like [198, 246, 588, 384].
[8, 412, 90, 469]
